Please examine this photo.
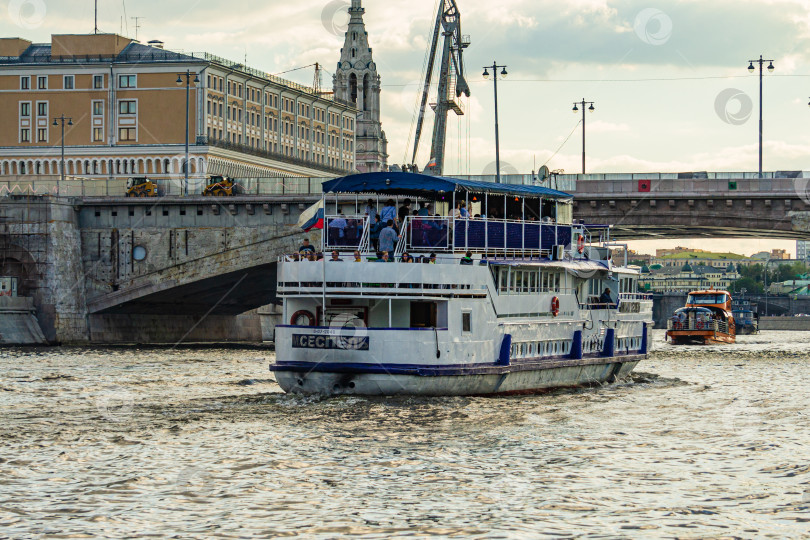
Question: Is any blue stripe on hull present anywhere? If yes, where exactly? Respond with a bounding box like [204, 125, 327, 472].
[270, 352, 646, 377]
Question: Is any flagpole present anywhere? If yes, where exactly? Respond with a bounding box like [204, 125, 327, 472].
[321, 193, 326, 327]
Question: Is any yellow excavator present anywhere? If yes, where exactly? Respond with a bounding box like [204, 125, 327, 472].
[202, 175, 236, 196]
[125, 177, 159, 197]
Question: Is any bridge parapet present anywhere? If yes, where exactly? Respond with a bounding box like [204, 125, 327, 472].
[571, 177, 809, 198]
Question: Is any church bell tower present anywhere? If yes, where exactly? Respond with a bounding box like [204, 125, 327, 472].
[333, 0, 388, 173]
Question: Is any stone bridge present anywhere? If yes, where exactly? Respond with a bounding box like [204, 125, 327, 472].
[3, 172, 810, 343]
[570, 177, 810, 239]
[0, 195, 322, 343]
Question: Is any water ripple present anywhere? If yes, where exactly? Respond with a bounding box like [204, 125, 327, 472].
[1, 331, 809, 537]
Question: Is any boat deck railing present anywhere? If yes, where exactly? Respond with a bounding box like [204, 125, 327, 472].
[391, 216, 577, 257]
[667, 319, 730, 333]
[324, 214, 368, 250]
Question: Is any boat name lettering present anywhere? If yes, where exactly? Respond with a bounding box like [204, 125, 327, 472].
[292, 333, 370, 351]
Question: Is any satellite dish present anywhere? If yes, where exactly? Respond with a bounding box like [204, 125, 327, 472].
[538, 165, 550, 183]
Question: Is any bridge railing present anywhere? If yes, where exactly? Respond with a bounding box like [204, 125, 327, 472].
[571, 176, 808, 195]
[0, 176, 331, 198]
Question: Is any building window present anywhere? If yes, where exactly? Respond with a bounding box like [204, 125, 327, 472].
[93, 75, 103, 89]
[37, 128, 47, 142]
[118, 100, 137, 114]
[93, 127, 103, 142]
[92, 101, 103, 115]
[20, 76, 30, 90]
[20, 102, 30, 117]
[63, 75, 74, 89]
[462, 311, 472, 332]
[118, 127, 136, 141]
[37, 76, 47, 89]
[20, 129, 30, 142]
[118, 74, 136, 88]
[37, 102, 47, 116]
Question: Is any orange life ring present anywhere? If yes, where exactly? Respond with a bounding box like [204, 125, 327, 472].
[577, 234, 585, 253]
[290, 310, 315, 326]
[551, 296, 560, 317]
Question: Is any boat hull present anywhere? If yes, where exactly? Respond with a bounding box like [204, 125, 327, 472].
[666, 330, 735, 345]
[272, 357, 642, 396]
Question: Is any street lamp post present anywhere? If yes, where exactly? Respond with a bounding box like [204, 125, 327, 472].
[482, 62, 507, 183]
[177, 70, 200, 196]
[52, 115, 73, 196]
[572, 99, 595, 174]
[747, 55, 774, 179]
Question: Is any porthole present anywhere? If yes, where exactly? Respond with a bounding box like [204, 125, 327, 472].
[132, 245, 147, 261]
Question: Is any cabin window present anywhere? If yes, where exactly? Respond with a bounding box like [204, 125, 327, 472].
[461, 311, 472, 333]
[410, 302, 437, 328]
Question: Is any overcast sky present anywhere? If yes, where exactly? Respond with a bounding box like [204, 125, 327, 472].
[3, 0, 809, 256]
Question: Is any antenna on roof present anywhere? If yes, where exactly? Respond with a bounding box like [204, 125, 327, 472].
[131, 16, 143, 40]
[94, 0, 98, 34]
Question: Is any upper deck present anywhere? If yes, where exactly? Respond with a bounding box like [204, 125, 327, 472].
[314, 171, 612, 259]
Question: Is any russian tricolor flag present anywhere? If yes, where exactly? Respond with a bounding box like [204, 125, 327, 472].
[297, 199, 325, 231]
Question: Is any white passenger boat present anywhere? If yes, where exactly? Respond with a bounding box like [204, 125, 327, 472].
[270, 172, 653, 396]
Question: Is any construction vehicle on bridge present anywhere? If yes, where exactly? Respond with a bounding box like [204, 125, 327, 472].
[202, 175, 236, 197]
[125, 177, 159, 197]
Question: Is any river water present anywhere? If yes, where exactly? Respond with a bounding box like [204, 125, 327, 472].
[1, 331, 809, 538]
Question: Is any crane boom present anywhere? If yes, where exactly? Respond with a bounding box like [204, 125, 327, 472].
[409, 0, 470, 176]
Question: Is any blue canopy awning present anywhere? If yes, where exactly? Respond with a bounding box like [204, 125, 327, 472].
[321, 172, 573, 200]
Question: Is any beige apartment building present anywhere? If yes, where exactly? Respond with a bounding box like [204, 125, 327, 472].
[0, 33, 357, 182]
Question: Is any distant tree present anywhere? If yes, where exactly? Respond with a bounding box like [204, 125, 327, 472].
[730, 276, 764, 294]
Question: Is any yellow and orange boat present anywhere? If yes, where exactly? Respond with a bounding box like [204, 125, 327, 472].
[666, 289, 736, 345]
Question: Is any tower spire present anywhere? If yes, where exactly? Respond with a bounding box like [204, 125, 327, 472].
[333, 0, 388, 172]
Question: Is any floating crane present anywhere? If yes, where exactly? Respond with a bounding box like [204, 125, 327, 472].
[409, 0, 470, 176]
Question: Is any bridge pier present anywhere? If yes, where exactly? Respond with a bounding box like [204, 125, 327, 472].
[0, 197, 89, 343]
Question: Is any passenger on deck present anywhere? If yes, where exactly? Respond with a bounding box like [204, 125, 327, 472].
[380, 251, 391, 262]
[328, 212, 347, 245]
[369, 216, 383, 251]
[418, 203, 432, 217]
[429, 252, 437, 264]
[460, 202, 469, 218]
[364, 199, 377, 222]
[353, 250, 362, 262]
[329, 251, 342, 261]
[401, 252, 414, 263]
[380, 199, 397, 224]
[398, 199, 412, 223]
[599, 288, 613, 306]
[298, 238, 315, 254]
[379, 220, 399, 253]
[460, 251, 474, 265]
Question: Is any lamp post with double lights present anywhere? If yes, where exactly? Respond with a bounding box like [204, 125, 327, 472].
[572, 99, 595, 174]
[747, 55, 774, 179]
[482, 62, 507, 183]
[52, 115, 73, 195]
[177, 70, 200, 196]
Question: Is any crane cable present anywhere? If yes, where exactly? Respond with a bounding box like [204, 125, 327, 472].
[542, 119, 581, 168]
[403, 0, 443, 165]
